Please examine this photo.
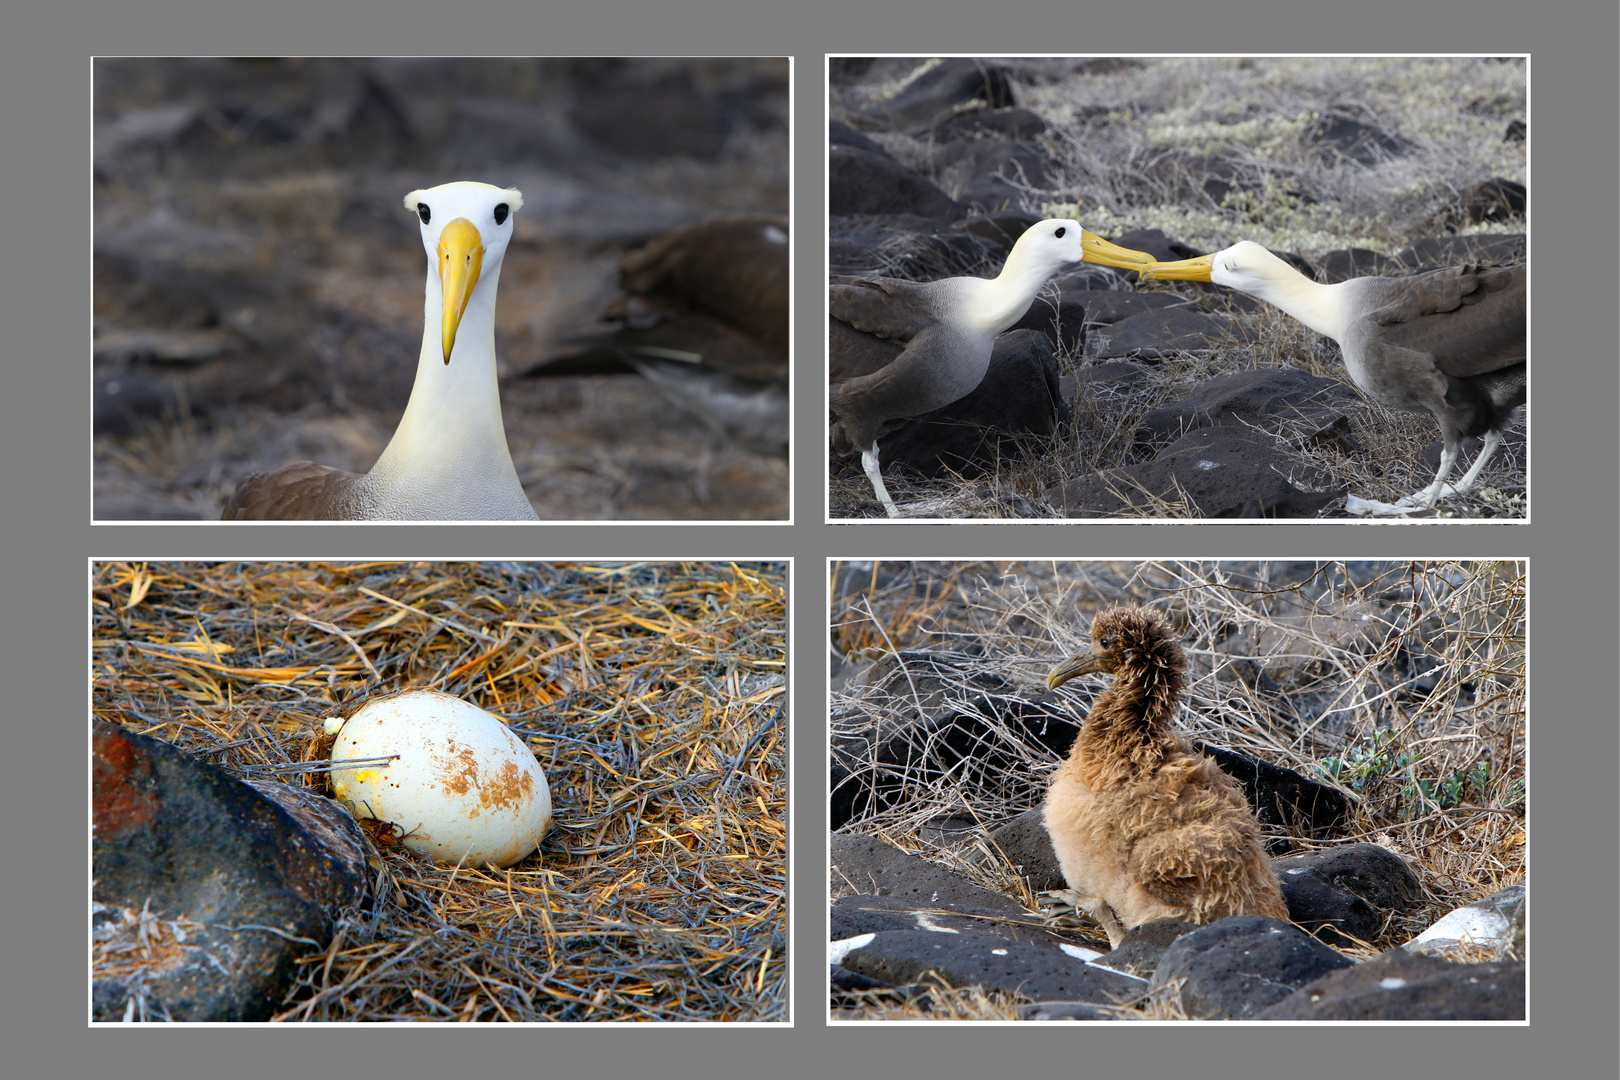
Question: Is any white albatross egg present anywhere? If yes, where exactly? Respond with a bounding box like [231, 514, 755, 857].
[326, 689, 551, 868]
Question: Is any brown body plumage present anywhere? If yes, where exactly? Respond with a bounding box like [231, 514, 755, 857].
[530, 215, 789, 456]
[1042, 606, 1287, 948]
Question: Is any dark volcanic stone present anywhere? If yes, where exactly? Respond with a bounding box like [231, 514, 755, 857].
[1149, 916, 1355, 1019]
[930, 107, 1047, 143]
[1020, 1001, 1116, 1020]
[956, 211, 1038, 249]
[828, 58, 875, 84]
[1045, 425, 1345, 519]
[1278, 864, 1384, 946]
[829, 834, 1025, 912]
[1256, 949, 1524, 1020]
[1302, 111, 1413, 165]
[1319, 248, 1405, 283]
[1099, 919, 1200, 979]
[1192, 743, 1353, 840]
[1396, 233, 1526, 268]
[856, 58, 1015, 127]
[831, 894, 1079, 952]
[841, 929, 1144, 1004]
[1110, 228, 1206, 263]
[977, 808, 1065, 891]
[94, 497, 212, 521]
[933, 140, 1054, 211]
[827, 214, 991, 278]
[1460, 177, 1526, 225]
[1274, 844, 1422, 914]
[829, 120, 886, 156]
[1084, 305, 1247, 361]
[1134, 367, 1363, 453]
[1008, 295, 1087, 356]
[829, 652, 1076, 828]
[867, 329, 1061, 478]
[828, 144, 963, 221]
[1064, 361, 1154, 411]
[1177, 154, 1250, 207]
[567, 65, 760, 160]
[92, 720, 369, 1021]
[830, 965, 897, 996]
[94, 371, 193, 437]
[442, 98, 576, 166]
[1057, 289, 1190, 326]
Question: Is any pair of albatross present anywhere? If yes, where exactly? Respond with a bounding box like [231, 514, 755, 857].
[829, 220, 1157, 518]
[224, 181, 537, 520]
[829, 225, 1525, 517]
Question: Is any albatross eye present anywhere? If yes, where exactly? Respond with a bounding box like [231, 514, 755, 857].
[494, 204, 509, 226]
[416, 203, 431, 225]
[1053, 226, 1067, 238]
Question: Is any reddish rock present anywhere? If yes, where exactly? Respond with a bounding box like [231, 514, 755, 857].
[92, 720, 369, 1021]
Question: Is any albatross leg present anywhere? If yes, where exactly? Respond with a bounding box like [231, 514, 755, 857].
[860, 442, 901, 518]
[1359, 429, 1504, 515]
[1411, 437, 1464, 507]
[1444, 428, 1504, 498]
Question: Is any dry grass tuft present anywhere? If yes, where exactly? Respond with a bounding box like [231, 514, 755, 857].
[835, 982, 1030, 1022]
[830, 560, 1526, 1018]
[93, 560, 787, 1022]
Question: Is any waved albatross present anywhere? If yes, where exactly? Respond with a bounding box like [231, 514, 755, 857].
[829, 220, 1155, 517]
[223, 181, 538, 520]
[1147, 241, 1525, 514]
[529, 215, 789, 456]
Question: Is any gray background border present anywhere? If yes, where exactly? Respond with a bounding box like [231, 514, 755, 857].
[9, 0, 1616, 1074]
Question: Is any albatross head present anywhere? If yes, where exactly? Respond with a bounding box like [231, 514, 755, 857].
[1140, 240, 1299, 293]
[404, 181, 524, 364]
[1046, 605, 1186, 690]
[1142, 240, 1349, 340]
[1009, 219, 1157, 280]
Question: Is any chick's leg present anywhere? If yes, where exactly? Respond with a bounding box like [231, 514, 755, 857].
[1056, 889, 1127, 950]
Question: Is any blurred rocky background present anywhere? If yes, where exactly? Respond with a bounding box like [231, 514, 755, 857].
[94, 57, 788, 520]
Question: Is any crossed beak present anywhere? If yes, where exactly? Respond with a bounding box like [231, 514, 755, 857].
[1080, 230, 1157, 272]
[437, 218, 484, 363]
[1140, 252, 1216, 282]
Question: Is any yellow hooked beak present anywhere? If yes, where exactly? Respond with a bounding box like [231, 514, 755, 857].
[1079, 230, 1157, 272]
[1140, 252, 1216, 283]
[1046, 648, 1112, 689]
[437, 218, 484, 363]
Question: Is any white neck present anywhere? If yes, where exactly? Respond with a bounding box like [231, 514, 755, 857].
[366, 264, 537, 519]
[962, 236, 1070, 334]
[1237, 261, 1355, 344]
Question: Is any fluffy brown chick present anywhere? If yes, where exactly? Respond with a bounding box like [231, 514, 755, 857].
[1042, 605, 1288, 948]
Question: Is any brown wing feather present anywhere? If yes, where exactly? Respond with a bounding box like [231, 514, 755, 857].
[1366, 264, 1525, 380]
[829, 277, 945, 343]
[617, 215, 789, 359]
[828, 315, 903, 385]
[222, 461, 363, 520]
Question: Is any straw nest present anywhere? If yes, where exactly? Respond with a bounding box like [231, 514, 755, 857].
[830, 559, 1525, 1019]
[93, 560, 787, 1022]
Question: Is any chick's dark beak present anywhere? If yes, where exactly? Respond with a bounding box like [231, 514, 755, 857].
[1046, 649, 1110, 689]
